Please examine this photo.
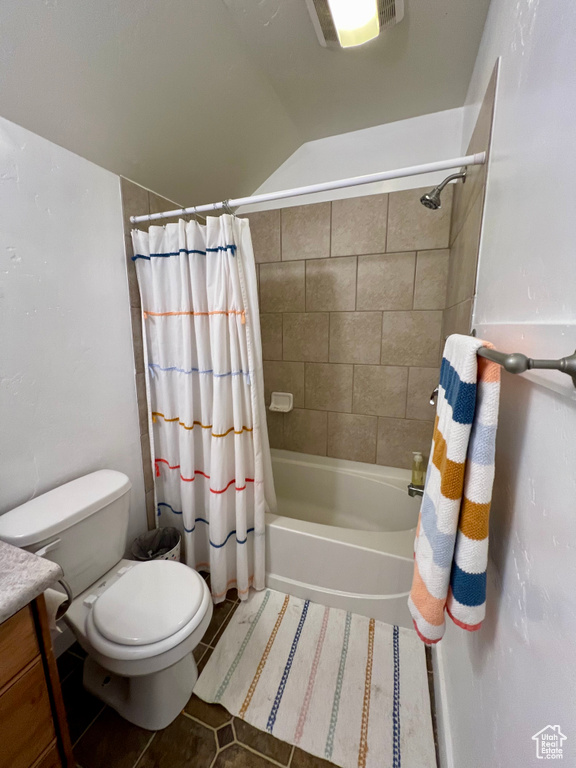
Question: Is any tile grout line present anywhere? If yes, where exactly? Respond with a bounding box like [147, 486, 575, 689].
[384, 192, 390, 253]
[72, 704, 106, 749]
[131, 732, 157, 768]
[181, 710, 215, 729]
[233, 739, 293, 768]
[328, 201, 332, 258]
[210, 600, 240, 646]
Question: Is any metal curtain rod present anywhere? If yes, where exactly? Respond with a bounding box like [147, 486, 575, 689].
[477, 347, 576, 388]
[130, 152, 487, 224]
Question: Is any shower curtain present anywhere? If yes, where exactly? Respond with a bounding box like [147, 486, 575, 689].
[132, 215, 275, 602]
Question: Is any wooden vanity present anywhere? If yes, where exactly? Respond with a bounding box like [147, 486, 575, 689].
[0, 595, 73, 768]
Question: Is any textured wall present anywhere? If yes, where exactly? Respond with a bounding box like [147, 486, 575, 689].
[243, 190, 454, 469]
[434, 1, 576, 766]
[242, 108, 465, 212]
[0, 116, 147, 546]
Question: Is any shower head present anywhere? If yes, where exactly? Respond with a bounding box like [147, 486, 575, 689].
[420, 188, 443, 210]
[420, 169, 467, 210]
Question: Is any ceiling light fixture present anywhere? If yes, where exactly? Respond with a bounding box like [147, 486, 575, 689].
[306, 0, 404, 50]
[326, 0, 379, 48]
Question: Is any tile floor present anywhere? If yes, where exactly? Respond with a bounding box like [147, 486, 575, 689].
[57, 576, 438, 768]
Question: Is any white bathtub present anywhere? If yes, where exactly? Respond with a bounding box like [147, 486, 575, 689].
[265, 449, 421, 628]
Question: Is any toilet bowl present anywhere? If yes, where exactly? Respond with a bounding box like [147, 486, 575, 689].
[0, 469, 214, 731]
[65, 558, 213, 730]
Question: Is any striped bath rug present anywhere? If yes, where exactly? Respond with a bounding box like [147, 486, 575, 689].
[194, 589, 435, 768]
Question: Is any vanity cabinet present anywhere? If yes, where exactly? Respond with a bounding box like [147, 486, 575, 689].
[0, 597, 73, 768]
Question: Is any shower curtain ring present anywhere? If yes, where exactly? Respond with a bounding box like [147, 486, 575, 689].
[222, 199, 235, 216]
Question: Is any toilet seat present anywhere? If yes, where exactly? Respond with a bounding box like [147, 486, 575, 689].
[80, 562, 212, 662]
[93, 560, 204, 646]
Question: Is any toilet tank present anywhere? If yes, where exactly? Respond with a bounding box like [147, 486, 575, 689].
[0, 470, 132, 597]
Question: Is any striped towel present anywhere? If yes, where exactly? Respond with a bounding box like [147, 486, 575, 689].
[408, 334, 501, 643]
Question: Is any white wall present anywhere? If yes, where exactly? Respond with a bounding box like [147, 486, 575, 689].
[437, 1, 576, 766]
[241, 108, 464, 212]
[0, 115, 147, 546]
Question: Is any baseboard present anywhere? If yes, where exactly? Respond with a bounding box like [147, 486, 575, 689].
[431, 642, 454, 768]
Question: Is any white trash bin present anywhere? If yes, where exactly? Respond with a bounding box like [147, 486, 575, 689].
[131, 527, 181, 562]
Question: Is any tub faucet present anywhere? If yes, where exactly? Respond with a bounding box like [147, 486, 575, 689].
[408, 483, 424, 498]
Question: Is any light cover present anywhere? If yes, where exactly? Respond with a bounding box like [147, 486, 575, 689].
[326, 0, 380, 48]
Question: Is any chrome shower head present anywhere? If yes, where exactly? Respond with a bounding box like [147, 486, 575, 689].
[420, 188, 443, 210]
[420, 169, 467, 210]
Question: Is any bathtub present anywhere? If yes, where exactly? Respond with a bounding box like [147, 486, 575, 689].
[265, 449, 421, 628]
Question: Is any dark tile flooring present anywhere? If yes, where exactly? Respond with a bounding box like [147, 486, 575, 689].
[58, 578, 338, 768]
[57, 575, 437, 768]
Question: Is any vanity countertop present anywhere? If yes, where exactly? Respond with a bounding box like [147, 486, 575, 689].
[0, 540, 63, 624]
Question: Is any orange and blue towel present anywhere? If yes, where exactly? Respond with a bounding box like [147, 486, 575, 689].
[408, 334, 501, 643]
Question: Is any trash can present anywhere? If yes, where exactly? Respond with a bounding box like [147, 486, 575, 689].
[131, 527, 181, 562]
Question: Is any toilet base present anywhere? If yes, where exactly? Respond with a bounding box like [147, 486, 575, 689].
[83, 651, 199, 730]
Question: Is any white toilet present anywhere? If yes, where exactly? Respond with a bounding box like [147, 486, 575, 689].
[0, 469, 213, 730]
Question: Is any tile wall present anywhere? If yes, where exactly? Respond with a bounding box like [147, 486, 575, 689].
[122, 97, 497, 496]
[120, 178, 183, 529]
[442, 65, 497, 337]
[242, 187, 454, 469]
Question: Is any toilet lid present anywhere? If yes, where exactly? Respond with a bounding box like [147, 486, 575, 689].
[92, 561, 205, 646]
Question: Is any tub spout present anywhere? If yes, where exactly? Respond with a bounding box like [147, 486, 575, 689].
[408, 483, 424, 498]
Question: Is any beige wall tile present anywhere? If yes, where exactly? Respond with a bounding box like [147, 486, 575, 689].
[120, 177, 149, 234]
[413, 250, 449, 310]
[306, 257, 357, 311]
[141, 433, 154, 492]
[377, 417, 434, 469]
[305, 363, 353, 412]
[260, 314, 283, 360]
[135, 372, 148, 435]
[450, 67, 497, 245]
[329, 312, 382, 364]
[446, 193, 483, 307]
[387, 185, 453, 252]
[356, 252, 416, 311]
[145, 489, 155, 530]
[284, 313, 329, 361]
[331, 194, 388, 257]
[282, 203, 331, 261]
[260, 261, 305, 313]
[406, 367, 440, 421]
[352, 365, 408, 418]
[149, 191, 182, 225]
[284, 409, 327, 456]
[131, 307, 145, 373]
[242, 210, 281, 263]
[263, 361, 305, 407]
[266, 410, 284, 449]
[327, 412, 378, 463]
[125, 237, 141, 309]
[442, 299, 473, 338]
[381, 310, 442, 367]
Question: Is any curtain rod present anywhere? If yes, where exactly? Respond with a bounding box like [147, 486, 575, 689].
[130, 152, 487, 224]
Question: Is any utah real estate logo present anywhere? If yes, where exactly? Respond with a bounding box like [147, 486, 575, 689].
[532, 725, 567, 760]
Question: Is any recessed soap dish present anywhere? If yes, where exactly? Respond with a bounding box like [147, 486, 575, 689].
[269, 392, 293, 413]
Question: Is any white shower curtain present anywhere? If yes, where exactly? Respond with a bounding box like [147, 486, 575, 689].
[132, 215, 275, 602]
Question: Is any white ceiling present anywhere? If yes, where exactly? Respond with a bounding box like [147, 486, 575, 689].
[0, 0, 490, 206]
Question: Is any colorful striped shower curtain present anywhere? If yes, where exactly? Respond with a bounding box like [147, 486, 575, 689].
[132, 215, 276, 603]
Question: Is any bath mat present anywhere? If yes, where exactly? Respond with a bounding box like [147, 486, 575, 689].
[194, 589, 435, 768]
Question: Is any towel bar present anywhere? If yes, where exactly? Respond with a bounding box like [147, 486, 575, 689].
[476, 347, 576, 387]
